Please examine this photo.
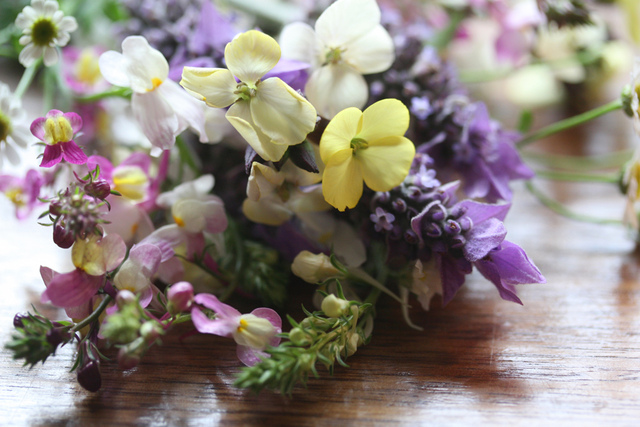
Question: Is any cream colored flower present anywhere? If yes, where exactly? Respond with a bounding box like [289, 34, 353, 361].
[180, 30, 317, 162]
[15, 0, 78, 67]
[291, 251, 342, 284]
[280, 0, 394, 118]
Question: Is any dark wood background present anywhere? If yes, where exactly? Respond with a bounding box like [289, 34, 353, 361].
[3, 96, 640, 424]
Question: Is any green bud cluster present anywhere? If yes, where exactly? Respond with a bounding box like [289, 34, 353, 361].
[6, 313, 74, 368]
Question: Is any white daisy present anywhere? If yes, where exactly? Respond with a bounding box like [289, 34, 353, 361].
[0, 82, 31, 169]
[15, 0, 78, 67]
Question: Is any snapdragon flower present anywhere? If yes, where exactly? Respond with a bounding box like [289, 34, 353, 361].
[99, 36, 208, 151]
[0, 83, 31, 169]
[280, 0, 394, 118]
[31, 109, 87, 168]
[0, 169, 43, 219]
[180, 30, 317, 162]
[15, 0, 78, 67]
[320, 98, 415, 211]
[191, 293, 282, 366]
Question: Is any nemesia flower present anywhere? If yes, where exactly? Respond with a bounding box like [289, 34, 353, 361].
[280, 0, 395, 118]
[180, 30, 317, 162]
[99, 36, 208, 150]
[113, 243, 165, 307]
[15, 0, 78, 67]
[30, 109, 87, 168]
[0, 169, 44, 219]
[319, 98, 415, 211]
[62, 47, 109, 95]
[0, 82, 31, 169]
[243, 161, 329, 226]
[191, 293, 282, 366]
[41, 233, 126, 310]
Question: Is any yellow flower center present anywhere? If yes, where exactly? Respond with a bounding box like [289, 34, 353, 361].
[75, 50, 102, 86]
[233, 314, 276, 349]
[237, 317, 249, 333]
[147, 77, 164, 92]
[235, 82, 257, 102]
[350, 137, 368, 153]
[325, 47, 344, 65]
[173, 215, 185, 227]
[31, 18, 57, 47]
[5, 188, 25, 207]
[44, 116, 74, 145]
[0, 111, 11, 143]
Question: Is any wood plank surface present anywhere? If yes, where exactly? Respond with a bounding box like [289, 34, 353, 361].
[2, 101, 640, 425]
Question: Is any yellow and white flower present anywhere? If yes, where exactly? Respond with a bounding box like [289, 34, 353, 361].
[180, 30, 317, 162]
[15, 0, 78, 67]
[280, 0, 394, 118]
[319, 98, 415, 211]
[0, 83, 31, 169]
[99, 36, 208, 151]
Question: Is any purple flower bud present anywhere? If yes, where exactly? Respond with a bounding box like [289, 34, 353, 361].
[46, 328, 70, 348]
[425, 223, 442, 238]
[49, 200, 63, 217]
[392, 198, 407, 213]
[404, 229, 419, 244]
[53, 224, 75, 249]
[85, 179, 111, 200]
[77, 360, 102, 392]
[167, 281, 194, 314]
[444, 219, 461, 235]
[13, 313, 28, 328]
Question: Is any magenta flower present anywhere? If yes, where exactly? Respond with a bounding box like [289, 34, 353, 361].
[0, 169, 44, 219]
[31, 109, 87, 168]
[191, 293, 282, 366]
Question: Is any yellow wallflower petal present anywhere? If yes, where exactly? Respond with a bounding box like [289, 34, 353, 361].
[322, 148, 363, 211]
[226, 102, 288, 161]
[357, 98, 409, 142]
[359, 136, 415, 192]
[242, 198, 292, 226]
[319, 106, 362, 163]
[180, 67, 237, 108]
[225, 30, 281, 85]
[250, 77, 317, 147]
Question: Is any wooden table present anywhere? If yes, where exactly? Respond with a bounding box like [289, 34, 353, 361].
[2, 112, 640, 425]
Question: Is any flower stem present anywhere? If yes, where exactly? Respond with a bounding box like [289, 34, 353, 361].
[533, 169, 620, 183]
[75, 87, 132, 103]
[525, 181, 622, 225]
[14, 59, 41, 99]
[517, 99, 623, 148]
[71, 294, 113, 333]
[522, 149, 633, 171]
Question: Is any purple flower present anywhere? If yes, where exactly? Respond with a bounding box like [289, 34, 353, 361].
[0, 169, 44, 219]
[31, 110, 87, 168]
[370, 207, 396, 232]
[191, 293, 282, 366]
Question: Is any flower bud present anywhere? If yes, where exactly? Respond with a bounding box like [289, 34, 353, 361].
[77, 360, 102, 392]
[140, 321, 163, 344]
[288, 327, 312, 346]
[291, 251, 341, 284]
[115, 290, 137, 308]
[49, 200, 63, 217]
[321, 294, 349, 318]
[167, 281, 194, 314]
[85, 179, 111, 200]
[53, 224, 75, 249]
[13, 313, 28, 328]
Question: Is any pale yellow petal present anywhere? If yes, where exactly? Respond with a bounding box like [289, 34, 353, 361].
[251, 77, 317, 146]
[319, 107, 361, 163]
[226, 102, 288, 162]
[287, 186, 331, 213]
[247, 162, 284, 201]
[225, 30, 280, 85]
[242, 198, 291, 226]
[180, 67, 237, 108]
[343, 25, 394, 74]
[322, 148, 363, 211]
[356, 99, 409, 142]
[306, 64, 368, 119]
[359, 136, 415, 192]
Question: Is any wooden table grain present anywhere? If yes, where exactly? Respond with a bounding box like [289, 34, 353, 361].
[2, 117, 640, 426]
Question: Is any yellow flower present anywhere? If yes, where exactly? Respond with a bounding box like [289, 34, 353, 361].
[180, 30, 317, 162]
[319, 98, 415, 211]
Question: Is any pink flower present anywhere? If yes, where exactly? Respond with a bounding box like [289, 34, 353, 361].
[31, 109, 87, 167]
[61, 46, 109, 95]
[191, 293, 282, 366]
[0, 169, 43, 219]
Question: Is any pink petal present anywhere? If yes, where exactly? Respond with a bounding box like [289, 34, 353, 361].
[30, 117, 47, 141]
[100, 233, 127, 272]
[39, 265, 58, 288]
[62, 112, 83, 133]
[191, 306, 236, 337]
[251, 307, 282, 347]
[193, 293, 241, 319]
[87, 155, 114, 180]
[42, 269, 103, 308]
[60, 141, 88, 165]
[138, 285, 154, 308]
[120, 152, 151, 173]
[45, 109, 64, 119]
[128, 243, 162, 276]
[40, 144, 63, 168]
[237, 345, 268, 366]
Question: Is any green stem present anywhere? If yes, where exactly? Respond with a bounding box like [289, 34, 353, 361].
[517, 99, 623, 148]
[75, 87, 132, 103]
[430, 9, 465, 51]
[522, 149, 633, 171]
[363, 287, 382, 306]
[534, 169, 620, 183]
[525, 181, 622, 225]
[13, 59, 41, 99]
[71, 294, 113, 333]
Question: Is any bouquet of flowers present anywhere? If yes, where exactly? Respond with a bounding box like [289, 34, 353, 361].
[2, 0, 639, 395]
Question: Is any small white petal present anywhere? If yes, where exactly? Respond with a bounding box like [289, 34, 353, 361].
[343, 25, 394, 74]
[3, 140, 21, 165]
[99, 51, 131, 87]
[279, 22, 321, 69]
[315, 0, 380, 47]
[9, 127, 31, 148]
[305, 64, 368, 119]
[157, 80, 208, 142]
[43, 0, 59, 16]
[132, 91, 179, 150]
[42, 46, 59, 66]
[57, 16, 77, 33]
[121, 36, 169, 92]
[19, 44, 42, 67]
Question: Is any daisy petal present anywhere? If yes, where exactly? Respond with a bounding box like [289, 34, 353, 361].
[42, 47, 60, 67]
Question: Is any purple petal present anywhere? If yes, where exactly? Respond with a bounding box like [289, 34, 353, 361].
[439, 254, 469, 305]
[458, 200, 511, 224]
[188, 0, 236, 54]
[482, 240, 545, 285]
[39, 144, 63, 168]
[474, 258, 523, 305]
[191, 306, 236, 337]
[237, 345, 268, 366]
[60, 141, 88, 165]
[45, 109, 64, 119]
[30, 117, 47, 141]
[194, 293, 241, 319]
[42, 269, 103, 308]
[62, 112, 83, 133]
[138, 285, 153, 308]
[463, 218, 506, 262]
[40, 265, 57, 287]
[120, 152, 152, 173]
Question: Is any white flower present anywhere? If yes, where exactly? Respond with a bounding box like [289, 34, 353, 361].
[0, 83, 31, 169]
[99, 36, 208, 151]
[280, 0, 394, 118]
[180, 30, 317, 162]
[15, 0, 78, 67]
